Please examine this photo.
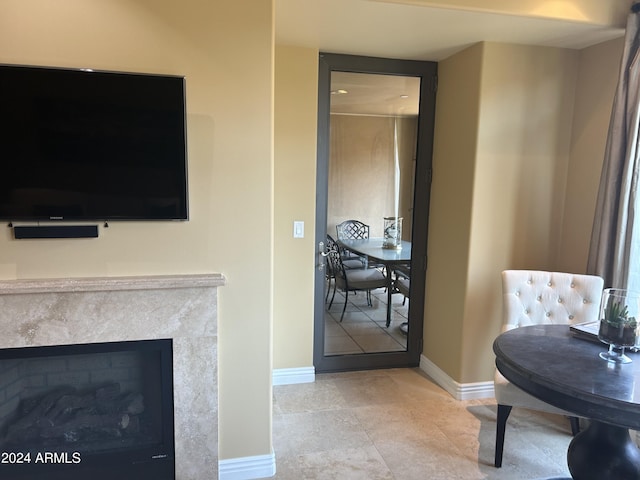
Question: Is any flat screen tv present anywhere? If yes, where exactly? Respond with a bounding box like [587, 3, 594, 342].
[0, 64, 188, 221]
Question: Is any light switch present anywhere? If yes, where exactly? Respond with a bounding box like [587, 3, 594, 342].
[293, 221, 304, 238]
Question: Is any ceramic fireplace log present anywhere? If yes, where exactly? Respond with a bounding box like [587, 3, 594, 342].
[39, 413, 131, 439]
[4, 387, 76, 443]
[45, 392, 96, 422]
[3, 382, 145, 447]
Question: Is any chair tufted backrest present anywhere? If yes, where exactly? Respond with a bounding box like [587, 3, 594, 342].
[502, 270, 604, 332]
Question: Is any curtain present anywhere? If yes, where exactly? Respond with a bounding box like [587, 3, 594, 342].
[587, 5, 640, 291]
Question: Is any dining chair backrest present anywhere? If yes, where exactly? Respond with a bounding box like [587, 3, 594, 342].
[501, 270, 603, 332]
[326, 235, 347, 284]
[394, 265, 410, 300]
[336, 220, 369, 240]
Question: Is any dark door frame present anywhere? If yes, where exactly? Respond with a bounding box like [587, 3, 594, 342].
[313, 53, 437, 372]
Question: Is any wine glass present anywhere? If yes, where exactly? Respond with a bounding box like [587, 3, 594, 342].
[598, 288, 640, 364]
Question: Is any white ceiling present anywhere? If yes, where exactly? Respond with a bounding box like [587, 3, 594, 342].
[275, 0, 629, 62]
[330, 71, 422, 116]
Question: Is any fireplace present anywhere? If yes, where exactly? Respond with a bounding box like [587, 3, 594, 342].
[0, 339, 175, 480]
[0, 274, 222, 479]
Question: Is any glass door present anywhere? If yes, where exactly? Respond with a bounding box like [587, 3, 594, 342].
[314, 54, 437, 372]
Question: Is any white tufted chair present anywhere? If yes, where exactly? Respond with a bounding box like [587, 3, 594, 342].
[494, 270, 604, 468]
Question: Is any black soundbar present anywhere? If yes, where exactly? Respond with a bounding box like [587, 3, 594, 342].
[14, 225, 99, 239]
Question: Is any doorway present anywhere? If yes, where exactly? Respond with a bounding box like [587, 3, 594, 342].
[313, 53, 437, 372]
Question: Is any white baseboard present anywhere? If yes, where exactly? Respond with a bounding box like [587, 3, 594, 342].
[218, 451, 276, 480]
[273, 366, 315, 386]
[419, 354, 494, 400]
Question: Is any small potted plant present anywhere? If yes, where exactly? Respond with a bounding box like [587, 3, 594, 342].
[599, 296, 637, 345]
[598, 288, 640, 363]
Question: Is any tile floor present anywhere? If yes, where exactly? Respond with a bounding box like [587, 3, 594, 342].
[272, 368, 576, 479]
[324, 287, 408, 355]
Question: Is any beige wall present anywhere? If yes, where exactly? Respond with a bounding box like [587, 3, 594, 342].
[424, 43, 482, 380]
[0, 0, 274, 462]
[425, 39, 622, 384]
[328, 115, 416, 239]
[463, 42, 579, 383]
[274, 45, 318, 370]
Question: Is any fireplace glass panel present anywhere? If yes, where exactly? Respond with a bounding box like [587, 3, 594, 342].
[0, 339, 174, 480]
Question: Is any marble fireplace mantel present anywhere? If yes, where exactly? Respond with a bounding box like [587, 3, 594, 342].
[0, 273, 225, 480]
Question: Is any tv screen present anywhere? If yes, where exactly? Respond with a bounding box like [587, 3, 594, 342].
[0, 64, 188, 221]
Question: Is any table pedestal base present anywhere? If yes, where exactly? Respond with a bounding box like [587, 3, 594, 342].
[568, 420, 640, 480]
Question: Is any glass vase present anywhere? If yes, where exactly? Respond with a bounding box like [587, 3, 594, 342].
[382, 216, 403, 249]
[598, 288, 640, 364]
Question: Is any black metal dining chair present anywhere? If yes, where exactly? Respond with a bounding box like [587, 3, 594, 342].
[336, 219, 384, 269]
[324, 234, 364, 302]
[336, 219, 369, 240]
[325, 237, 387, 321]
[393, 265, 410, 305]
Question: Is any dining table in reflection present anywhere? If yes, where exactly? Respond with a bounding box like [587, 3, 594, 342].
[336, 237, 411, 327]
[494, 324, 640, 479]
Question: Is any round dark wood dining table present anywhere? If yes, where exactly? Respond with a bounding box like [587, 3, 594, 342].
[493, 324, 640, 480]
